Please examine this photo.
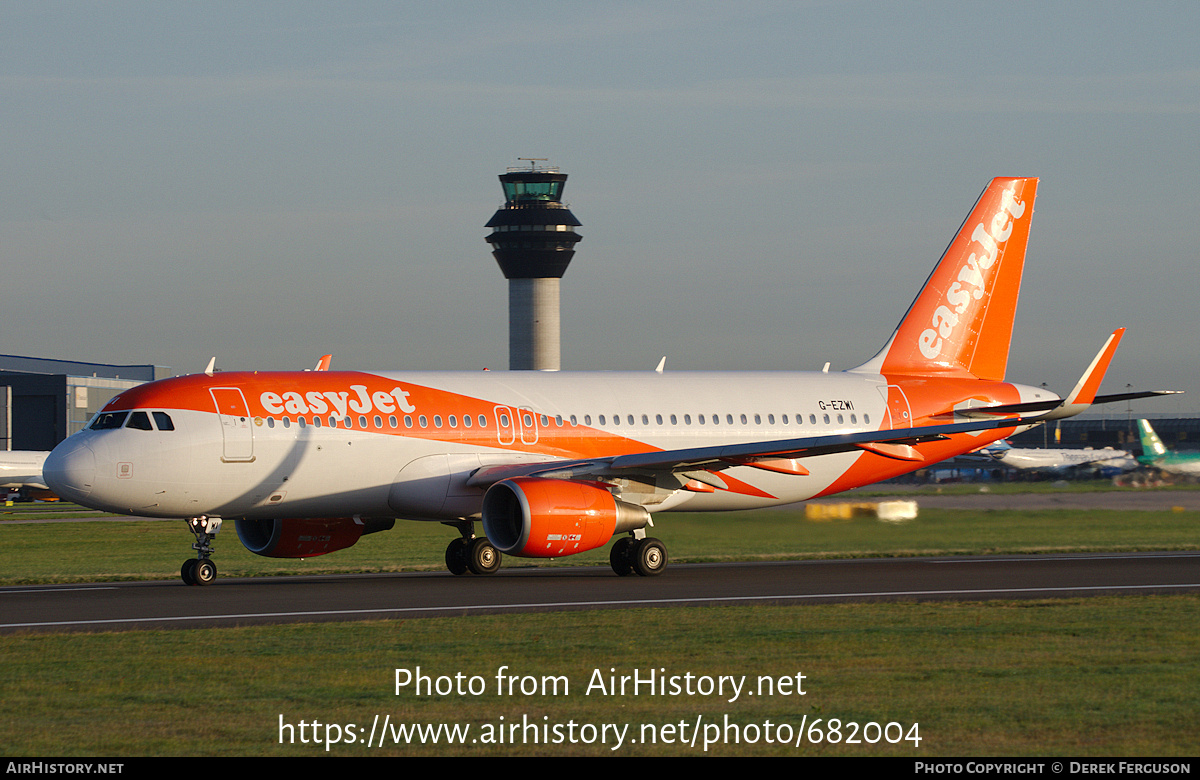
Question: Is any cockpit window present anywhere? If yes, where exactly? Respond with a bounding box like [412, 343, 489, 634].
[152, 412, 175, 431]
[126, 411, 153, 430]
[91, 411, 129, 430]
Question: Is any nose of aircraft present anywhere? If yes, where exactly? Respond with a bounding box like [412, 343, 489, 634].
[44, 439, 97, 503]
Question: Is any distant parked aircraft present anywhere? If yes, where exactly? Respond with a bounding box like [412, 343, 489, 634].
[973, 440, 1137, 476]
[1136, 419, 1200, 476]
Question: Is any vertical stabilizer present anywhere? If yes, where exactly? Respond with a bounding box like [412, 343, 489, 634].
[852, 177, 1039, 380]
[1137, 419, 1168, 459]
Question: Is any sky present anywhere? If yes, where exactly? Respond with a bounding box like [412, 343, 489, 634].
[3, 1, 1197, 415]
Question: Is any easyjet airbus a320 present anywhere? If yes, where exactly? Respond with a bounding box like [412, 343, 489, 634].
[43, 178, 1172, 584]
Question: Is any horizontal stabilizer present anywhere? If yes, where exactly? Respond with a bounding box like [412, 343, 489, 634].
[948, 329, 1181, 423]
[957, 389, 1182, 419]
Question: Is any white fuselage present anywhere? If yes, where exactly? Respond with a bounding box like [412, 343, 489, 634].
[44, 368, 1045, 523]
[0, 450, 50, 490]
[992, 447, 1136, 473]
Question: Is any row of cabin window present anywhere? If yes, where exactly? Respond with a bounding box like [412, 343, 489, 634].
[576, 412, 869, 427]
[266, 414, 490, 430]
[262, 410, 870, 432]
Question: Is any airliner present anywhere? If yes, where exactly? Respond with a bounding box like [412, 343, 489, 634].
[42, 178, 1173, 585]
[1136, 419, 1200, 476]
[0, 450, 50, 491]
[971, 440, 1137, 476]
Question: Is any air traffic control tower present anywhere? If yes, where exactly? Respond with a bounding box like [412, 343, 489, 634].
[485, 161, 582, 370]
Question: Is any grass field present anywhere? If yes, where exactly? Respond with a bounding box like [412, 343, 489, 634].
[2, 598, 1197, 756]
[2, 489, 1198, 756]
[2, 502, 1198, 585]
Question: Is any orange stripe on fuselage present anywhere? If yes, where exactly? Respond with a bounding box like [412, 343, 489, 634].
[103, 372, 657, 460]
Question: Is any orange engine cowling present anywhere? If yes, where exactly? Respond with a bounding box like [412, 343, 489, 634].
[481, 477, 650, 558]
[235, 517, 395, 558]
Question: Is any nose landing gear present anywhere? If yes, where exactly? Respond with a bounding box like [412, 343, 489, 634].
[181, 516, 223, 586]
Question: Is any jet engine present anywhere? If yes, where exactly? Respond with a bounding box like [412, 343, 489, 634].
[235, 517, 395, 558]
[481, 477, 649, 558]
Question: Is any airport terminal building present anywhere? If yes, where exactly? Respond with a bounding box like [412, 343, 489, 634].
[1009, 416, 1199, 451]
[0, 355, 167, 451]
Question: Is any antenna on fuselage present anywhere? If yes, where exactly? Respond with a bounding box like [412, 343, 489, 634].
[204, 357, 216, 376]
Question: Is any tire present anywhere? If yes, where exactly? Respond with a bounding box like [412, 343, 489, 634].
[193, 558, 217, 586]
[181, 559, 198, 585]
[632, 538, 667, 577]
[609, 536, 634, 576]
[445, 538, 469, 575]
[467, 538, 502, 575]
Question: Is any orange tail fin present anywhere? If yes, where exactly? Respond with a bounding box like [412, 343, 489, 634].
[853, 177, 1039, 381]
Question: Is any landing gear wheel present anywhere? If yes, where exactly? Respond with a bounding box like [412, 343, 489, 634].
[193, 559, 217, 586]
[183, 516, 222, 586]
[466, 538, 502, 575]
[610, 536, 634, 576]
[445, 538, 469, 575]
[632, 537, 667, 577]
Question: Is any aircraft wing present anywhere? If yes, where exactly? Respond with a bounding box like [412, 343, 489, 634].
[467, 415, 1030, 489]
[470, 329, 1163, 491]
[467, 330, 1162, 490]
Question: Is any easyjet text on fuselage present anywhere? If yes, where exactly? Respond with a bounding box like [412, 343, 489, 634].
[259, 385, 416, 418]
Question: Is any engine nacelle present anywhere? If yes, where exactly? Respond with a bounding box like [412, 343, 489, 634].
[481, 477, 650, 558]
[235, 517, 395, 558]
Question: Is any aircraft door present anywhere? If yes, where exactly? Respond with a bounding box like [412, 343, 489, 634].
[210, 387, 255, 462]
[518, 406, 539, 445]
[494, 406, 516, 446]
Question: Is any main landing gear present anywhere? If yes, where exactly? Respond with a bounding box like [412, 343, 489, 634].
[444, 523, 502, 575]
[181, 516, 222, 586]
[609, 535, 668, 577]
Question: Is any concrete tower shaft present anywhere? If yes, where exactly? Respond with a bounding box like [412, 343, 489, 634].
[485, 165, 582, 370]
